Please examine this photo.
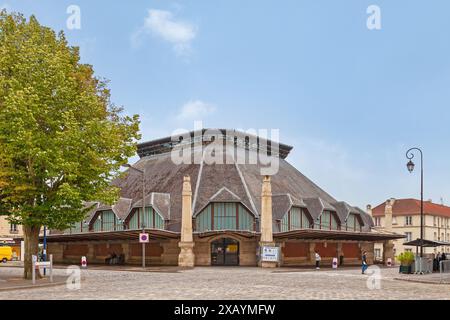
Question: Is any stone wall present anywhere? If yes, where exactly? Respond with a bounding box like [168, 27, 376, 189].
[278, 240, 373, 267]
[47, 238, 374, 267]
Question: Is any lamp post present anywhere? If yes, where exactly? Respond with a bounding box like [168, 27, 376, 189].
[122, 164, 146, 268]
[43, 226, 47, 275]
[406, 147, 424, 260]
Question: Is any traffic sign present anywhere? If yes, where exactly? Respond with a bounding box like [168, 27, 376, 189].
[139, 233, 149, 243]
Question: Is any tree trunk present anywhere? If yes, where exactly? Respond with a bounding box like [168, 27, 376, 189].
[23, 225, 41, 280]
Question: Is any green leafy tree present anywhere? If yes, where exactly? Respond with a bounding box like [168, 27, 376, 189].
[0, 11, 140, 279]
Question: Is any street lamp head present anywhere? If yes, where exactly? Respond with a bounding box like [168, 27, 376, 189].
[407, 160, 415, 173]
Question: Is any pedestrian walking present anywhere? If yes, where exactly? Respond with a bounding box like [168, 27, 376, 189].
[362, 251, 369, 274]
[315, 251, 321, 270]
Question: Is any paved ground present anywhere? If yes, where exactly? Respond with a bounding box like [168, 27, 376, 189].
[0, 266, 449, 300]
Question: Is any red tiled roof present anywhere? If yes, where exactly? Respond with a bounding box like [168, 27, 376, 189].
[372, 199, 450, 218]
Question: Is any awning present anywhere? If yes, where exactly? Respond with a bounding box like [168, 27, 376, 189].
[15, 228, 406, 243]
[274, 229, 405, 242]
[28, 229, 180, 243]
[403, 238, 450, 248]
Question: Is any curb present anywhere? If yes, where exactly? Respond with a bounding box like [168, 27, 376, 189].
[0, 280, 67, 292]
[394, 277, 450, 285]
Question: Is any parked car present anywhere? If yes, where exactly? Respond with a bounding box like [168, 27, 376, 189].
[0, 246, 13, 263]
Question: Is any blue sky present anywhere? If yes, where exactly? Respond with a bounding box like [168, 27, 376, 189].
[2, 0, 450, 209]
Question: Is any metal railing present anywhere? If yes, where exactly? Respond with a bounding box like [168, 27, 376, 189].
[413, 256, 433, 274]
[440, 260, 450, 283]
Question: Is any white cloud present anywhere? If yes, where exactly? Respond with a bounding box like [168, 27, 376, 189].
[177, 100, 216, 120]
[132, 9, 197, 56]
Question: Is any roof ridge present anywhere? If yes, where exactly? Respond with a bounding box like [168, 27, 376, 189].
[234, 161, 259, 216]
[191, 150, 206, 213]
[209, 186, 241, 201]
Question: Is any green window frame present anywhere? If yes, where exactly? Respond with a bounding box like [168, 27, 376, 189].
[195, 202, 255, 232]
[127, 206, 165, 230]
[318, 211, 339, 230]
[91, 210, 124, 232]
[280, 207, 311, 232]
[346, 213, 362, 232]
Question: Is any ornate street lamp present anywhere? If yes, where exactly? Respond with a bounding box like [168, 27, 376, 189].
[405, 148, 424, 261]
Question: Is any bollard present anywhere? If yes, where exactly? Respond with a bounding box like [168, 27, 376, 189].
[50, 254, 53, 283]
[32, 255, 37, 285]
[81, 256, 87, 269]
[387, 258, 392, 267]
[332, 257, 338, 269]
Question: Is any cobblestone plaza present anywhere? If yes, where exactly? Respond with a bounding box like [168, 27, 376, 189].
[1, 266, 449, 300]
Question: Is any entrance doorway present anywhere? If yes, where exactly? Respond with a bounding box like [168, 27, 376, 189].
[211, 238, 239, 266]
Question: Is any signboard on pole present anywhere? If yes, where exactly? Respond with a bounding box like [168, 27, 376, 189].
[139, 233, 149, 243]
[32, 254, 53, 285]
[261, 246, 279, 262]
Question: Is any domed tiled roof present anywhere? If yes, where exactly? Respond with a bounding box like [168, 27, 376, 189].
[106, 130, 373, 232]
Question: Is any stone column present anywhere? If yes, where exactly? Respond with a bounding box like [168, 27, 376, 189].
[309, 242, 316, 264]
[383, 241, 395, 266]
[123, 243, 130, 262]
[178, 176, 195, 267]
[259, 176, 277, 268]
[87, 243, 95, 262]
[337, 242, 343, 266]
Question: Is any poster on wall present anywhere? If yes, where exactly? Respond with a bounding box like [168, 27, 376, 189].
[261, 246, 279, 262]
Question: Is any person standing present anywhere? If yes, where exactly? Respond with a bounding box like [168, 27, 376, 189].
[362, 251, 369, 274]
[315, 251, 321, 270]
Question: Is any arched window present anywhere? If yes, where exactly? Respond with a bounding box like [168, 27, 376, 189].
[196, 202, 255, 232]
[280, 207, 311, 232]
[127, 207, 165, 230]
[318, 211, 340, 230]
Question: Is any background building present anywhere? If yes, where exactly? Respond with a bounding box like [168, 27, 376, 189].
[369, 198, 450, 259]
[0, 216, 23, 260]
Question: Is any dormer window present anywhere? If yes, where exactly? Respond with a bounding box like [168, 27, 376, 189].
[280, 207, 312, 232]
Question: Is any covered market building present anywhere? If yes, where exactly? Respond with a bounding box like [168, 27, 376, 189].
[42, 129, 404, 267]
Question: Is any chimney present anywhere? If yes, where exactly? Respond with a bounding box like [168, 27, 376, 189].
[384, 198, 395, 231]
[178, 175, 195, 267]
[366, 204, 372, 217]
